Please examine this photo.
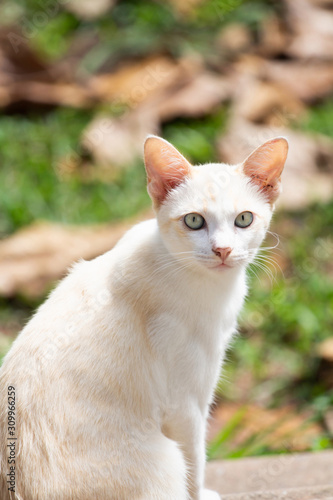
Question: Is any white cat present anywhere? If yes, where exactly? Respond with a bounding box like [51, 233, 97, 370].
[0, 135, 288, 500]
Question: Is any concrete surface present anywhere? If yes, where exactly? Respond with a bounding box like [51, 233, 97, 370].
[220, 485, 333, 500]
[205, 450, 333, 499]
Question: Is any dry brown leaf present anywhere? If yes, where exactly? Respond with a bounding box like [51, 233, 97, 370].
[89, 56, 200, 109]
[218, 117, 333, 209]
[317, 338, 333, 362]
[216, 23, 253, 56]
[207, 403, 322, 451]
[324, 409, 333, 434]
[0, 211, 153, 298]
[81, 61, 233, 174]
[0, 27, 97, 109]
[157, 72, 232, 121]
[231, 77, 304, 125]
[310, 0, 333, 6]
[83, 62, 232, 172]
[285, 0, 333, 59]
[80, 107, 159, 177]
[0, 27, 52, 82]
[258, 14, 290, 57]
[8, 81, 95, 108]
[167, 0, 205, 16]
[234, 54, 333, 104]
[262, 59, 333, 103]
[64, 0, 115, 19]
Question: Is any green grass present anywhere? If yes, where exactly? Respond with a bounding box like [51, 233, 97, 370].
[207, 407, 332, 460]
[163, 108, 228, 164]
[208, 96, 333, 456]
[0, 0, 331, 459]
[0, 0, 277, 67]
[0, 106, 332, 456]
[298, 98, 333, 137]
[0, 108, 150, 236]
[0, 105, 230, 237]
[216, 201, 333, 441]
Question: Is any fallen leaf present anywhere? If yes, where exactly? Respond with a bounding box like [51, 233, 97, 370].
[218, 117, 333, 209]
[64, 0, 115, 20]
[317, 338, 333, 362]
[167, 0, 205, 16]
[0, 27, 97, 110]
[262, 59, 333, 103]
[80, 107, 159, 177]
[89, 55, 199, 110]
[216, 23, 253, 56]
[0, 211, 153, 299]
[258, 14, 290, 57]
[231, 77, 304, 125]
[81, 60, 233, 174]
[0, 27, 52, 82]
[8, 81, 95, 108]
[310, 0, 333, 6]
[324, 409, 333, 435]
[156, 72, 232, 121]
[285, 0, 333, 59]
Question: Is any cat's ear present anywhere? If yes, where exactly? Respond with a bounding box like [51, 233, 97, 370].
[144, 135, 192, 207]
[243, 137, 288, 204]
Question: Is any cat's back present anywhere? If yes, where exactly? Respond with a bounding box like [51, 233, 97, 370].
[0, 218, 162, 499]
[1, 218, 158, 361]
[0, 217, 159, 412]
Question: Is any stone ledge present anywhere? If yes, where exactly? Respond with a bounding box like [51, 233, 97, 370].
[220, 485, 333, 500]
[205, 450, 333, 497]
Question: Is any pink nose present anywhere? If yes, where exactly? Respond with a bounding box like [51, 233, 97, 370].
[213, 247, 232, 262]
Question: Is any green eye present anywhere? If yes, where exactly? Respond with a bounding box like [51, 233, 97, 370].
[235, 211, 253, 228]
[184, 213, 205, 230]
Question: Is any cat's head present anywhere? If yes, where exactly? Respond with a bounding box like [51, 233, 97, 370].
[144, 135, 288, 274]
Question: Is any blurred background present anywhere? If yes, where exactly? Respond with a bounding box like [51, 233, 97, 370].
[0, 0, 332, 459]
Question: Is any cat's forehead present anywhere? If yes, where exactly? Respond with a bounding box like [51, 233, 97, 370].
[192, 163, 243, 196]
[172, 162, 265, 214]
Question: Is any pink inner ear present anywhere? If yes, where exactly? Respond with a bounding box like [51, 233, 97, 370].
[144, 136, 192, 206]
[243, 137, 288, 202]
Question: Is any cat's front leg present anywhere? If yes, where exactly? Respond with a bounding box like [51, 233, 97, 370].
[163, 407, 211, 500]
[201, 489, 221, 500]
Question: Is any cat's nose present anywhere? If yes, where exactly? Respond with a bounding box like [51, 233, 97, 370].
[213, 247, 232, 262]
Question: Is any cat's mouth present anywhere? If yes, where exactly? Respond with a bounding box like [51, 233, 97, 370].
[196, 256, 243, 271]
[214, 262, 233, 270]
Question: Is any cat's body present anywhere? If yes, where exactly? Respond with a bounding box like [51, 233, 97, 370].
[0, 136, 288, 500]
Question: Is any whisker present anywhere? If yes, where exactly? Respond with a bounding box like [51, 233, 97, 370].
[253, 253, 285, 278]
[251, 258, 278, 284]
[151, 259, 193, 277]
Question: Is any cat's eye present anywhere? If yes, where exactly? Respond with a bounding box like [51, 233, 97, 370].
[235, 211, 253, 228]
[184, 213, 205, 230]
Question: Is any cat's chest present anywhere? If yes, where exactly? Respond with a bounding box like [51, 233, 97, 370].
[147, 285, 242, 411]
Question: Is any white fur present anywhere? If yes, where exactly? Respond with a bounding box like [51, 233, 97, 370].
[0, 153, 277, 499]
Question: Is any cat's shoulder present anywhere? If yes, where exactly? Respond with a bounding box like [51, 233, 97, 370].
[64, 218, 158, 279]
[43, 218, 159, 303]
[117, 218, 158, 245]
